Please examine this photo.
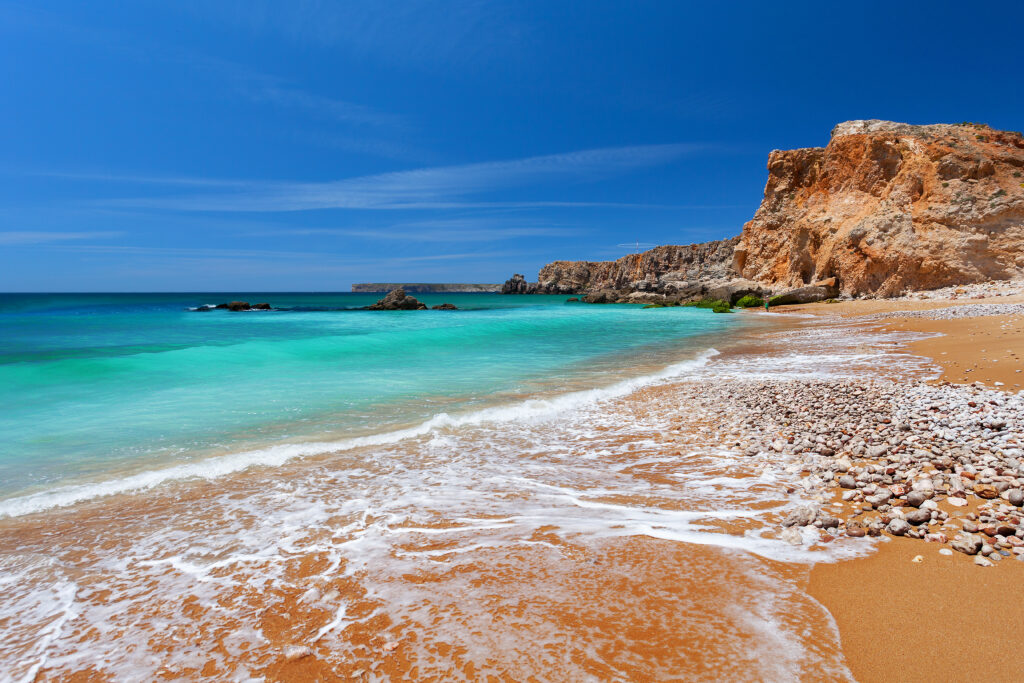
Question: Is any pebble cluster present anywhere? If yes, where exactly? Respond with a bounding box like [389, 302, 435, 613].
[867, 303, 1024, 321]
[710, 377, 1024, 564]
[896, 279, 1024, 301]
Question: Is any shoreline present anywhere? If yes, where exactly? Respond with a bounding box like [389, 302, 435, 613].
[2, 288, 1023, 679]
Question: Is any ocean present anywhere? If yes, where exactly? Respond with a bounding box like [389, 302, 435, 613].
[0, 293, 741, 512]
[1, 292, 925, 681]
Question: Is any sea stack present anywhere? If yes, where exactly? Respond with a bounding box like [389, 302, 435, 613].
[367, 288, 428, 310]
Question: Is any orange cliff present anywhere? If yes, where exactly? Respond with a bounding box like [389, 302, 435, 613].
[737, 120, 1024, 296]
[505, 120, 1024, 300]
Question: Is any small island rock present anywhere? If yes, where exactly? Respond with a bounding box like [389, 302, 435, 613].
[367, 288, 428, 310]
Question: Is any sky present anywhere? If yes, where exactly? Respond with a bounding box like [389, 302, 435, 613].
[1, 1, 1021, 291]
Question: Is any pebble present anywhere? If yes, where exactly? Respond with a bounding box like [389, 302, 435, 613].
[974, 555, 995, 567]
[905, 509, 932, 525]
[886, 519, 911, 536]
[951, 533, 983, 555]
[939, 548, 953, 556]
[782, 506, 817, 527]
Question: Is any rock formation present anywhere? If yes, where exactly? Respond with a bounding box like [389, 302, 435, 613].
[503, 120, 1024, 301]
[431, 303, 458, 310]
[205, 301, 273, 311]
[353, 283, 500, 293]
[737, 120, 1024, 296]
[367, 288, 427, 310]
[502, 238, 768, 303]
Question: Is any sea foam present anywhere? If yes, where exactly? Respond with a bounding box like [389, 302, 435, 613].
[0, 349, 720, 518]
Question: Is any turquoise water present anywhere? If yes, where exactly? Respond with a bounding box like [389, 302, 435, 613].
[0, 292, 743, 502]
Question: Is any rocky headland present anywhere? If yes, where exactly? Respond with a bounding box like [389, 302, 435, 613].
[503, 120, 1024, 303]
[353, 283, 500, 293]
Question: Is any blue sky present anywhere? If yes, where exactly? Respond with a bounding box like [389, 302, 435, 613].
[1, 1, 1021, 291]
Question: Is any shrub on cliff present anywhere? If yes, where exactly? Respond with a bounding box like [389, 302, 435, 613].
[735, 295, 764, 308]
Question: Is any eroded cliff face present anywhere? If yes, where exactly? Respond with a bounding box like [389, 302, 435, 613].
[502, 238, 748, 300]
[737, 120, 1024, 296]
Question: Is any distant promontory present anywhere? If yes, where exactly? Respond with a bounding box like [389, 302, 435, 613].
[351, 283, 501, 293]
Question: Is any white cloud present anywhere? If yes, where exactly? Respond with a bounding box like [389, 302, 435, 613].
[105, 143, 705, 212]
[0, 231, 122, 245]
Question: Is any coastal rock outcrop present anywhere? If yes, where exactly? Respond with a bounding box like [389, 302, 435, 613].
[367, 288, 428, 310]
[737, 120, 1024, 296]
[502, 238, 754, 302]
[501, 273, 534, 294]
[431, 303, 458, 310]
[202, 301, 274, 311]
[768, 282, 838, 305]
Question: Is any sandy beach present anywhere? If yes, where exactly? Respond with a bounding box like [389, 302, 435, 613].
[776, 287, 1024, 682]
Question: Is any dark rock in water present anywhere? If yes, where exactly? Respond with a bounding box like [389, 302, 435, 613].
[583, 289, 619, 304]
[566, 297, 579, 302]
[214, 303, 230, 309]
[367, 288, 427, 310]
[431, 303, 458, 310]
[253, 302, 272, 310]
[192, 305, 215, 312]
[501, 273, 535, 294]
[769, 283, 839, 306]
[225, 301, 251, 311]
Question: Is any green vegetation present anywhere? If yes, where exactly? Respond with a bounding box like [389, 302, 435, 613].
[1014, 171, 1022, 178]
[734, 294, 764, 308]
[642, 303, 666, 309]
[992, 189, 1007, 198]
[683, 298, 732, 313]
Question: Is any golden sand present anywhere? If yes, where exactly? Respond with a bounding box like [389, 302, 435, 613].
[781, 294, 1024, 682]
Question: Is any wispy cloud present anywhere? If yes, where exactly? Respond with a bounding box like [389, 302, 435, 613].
[256, 217, 581, 243]
[243, 83, 404, 128]
[103, 143, 706, 212]
[0, 231, 122, 245]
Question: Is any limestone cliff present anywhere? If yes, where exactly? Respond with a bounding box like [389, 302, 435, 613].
[501, 238, 758, 302]
[737, 120, 1024, 296]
